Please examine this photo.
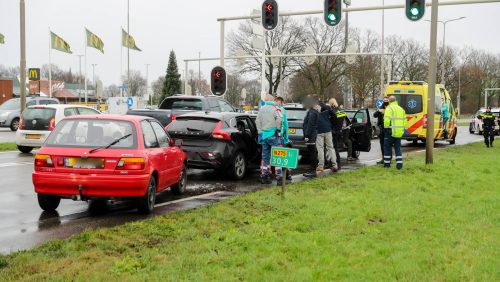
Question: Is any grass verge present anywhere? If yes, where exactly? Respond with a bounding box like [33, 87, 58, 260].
[0, 142, 16, 152]
[1, 142, 498, 281]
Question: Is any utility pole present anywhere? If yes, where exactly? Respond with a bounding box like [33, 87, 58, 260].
[344, 0, 350, 108]
[127, 0, 130, 93]
[426, 0, 439, 164]
[19, 0, 26, 112]
[91, 64, 97, 97]
[76, 55, 84, 103]
[458, 64, 461, 114]
[380, 0, 385, 97]
[198, 52, 201, 96]
[145, 63, 150, 105]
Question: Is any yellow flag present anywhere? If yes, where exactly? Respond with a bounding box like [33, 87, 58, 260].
[51, 31, 72, 54]
[122, 29, 141, 51]
[86, 28, 104, 54]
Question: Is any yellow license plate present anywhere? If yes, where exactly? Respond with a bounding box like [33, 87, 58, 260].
[288, 128, 297, 134]
[66, 158, 104, 169]
[26, 134, 42, 139]
[273, 149, 287, 157]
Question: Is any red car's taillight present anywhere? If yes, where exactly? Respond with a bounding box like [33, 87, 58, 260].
[171, 114, 177, 121]
[212, 121, 231, 141]
[35, 154, 54, 167]
[116, 157, 145, 170]
[48, 118, 55, 131]
[18, 117, 23, 130]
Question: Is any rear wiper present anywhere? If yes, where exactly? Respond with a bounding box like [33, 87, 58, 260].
[88, 134, 132, 154]
[186, 127, 203, 132]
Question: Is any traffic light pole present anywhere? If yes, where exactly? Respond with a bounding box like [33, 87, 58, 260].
[426, 0, 439, 164]
[19, 0, 26, 112]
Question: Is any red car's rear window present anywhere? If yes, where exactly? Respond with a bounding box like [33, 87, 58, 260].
[45, 119, 138, 149]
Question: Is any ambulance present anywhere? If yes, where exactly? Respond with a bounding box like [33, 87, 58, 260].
[384, 81, 458, 144]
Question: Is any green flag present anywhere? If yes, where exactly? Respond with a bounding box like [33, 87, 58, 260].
[0, 33, 4, 44]
[50, 31, 72, 54]
[122, 29, 141, 51]
[86, 28, 104, 54]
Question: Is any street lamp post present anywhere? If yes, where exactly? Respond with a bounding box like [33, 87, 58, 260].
[145, 63, 150, 105]
[20, 0, 26, 112]
[76, 55, 84, 103]
[426, 16, 466, 85]
[91, 64, 97, 100]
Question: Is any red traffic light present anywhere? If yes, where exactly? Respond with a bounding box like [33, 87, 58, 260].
[213, 71, 221, 79]
[262, 0, 278, 31]
[265, 4, 273, 11]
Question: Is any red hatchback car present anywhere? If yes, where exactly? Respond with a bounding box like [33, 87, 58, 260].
[32, 115, 187, 214]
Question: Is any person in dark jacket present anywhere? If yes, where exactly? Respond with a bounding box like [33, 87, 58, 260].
[479, 107, 496, 147]
[302, 97, 319, 178]
[373, 96, 389, 164]
[316, 103, 338, 173]
[328, 98, 347, 168]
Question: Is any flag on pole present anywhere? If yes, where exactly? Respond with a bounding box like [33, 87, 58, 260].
[0, 33, 5, 44]
[86, 28, 104, 54]
[50, 31, 72, 54]
[122, 28, 141, 51]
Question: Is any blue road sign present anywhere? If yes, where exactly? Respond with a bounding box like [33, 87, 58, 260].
[127, 97, 134, 108]
[376, 99, 384, 109]
[118, 85, 129, 89]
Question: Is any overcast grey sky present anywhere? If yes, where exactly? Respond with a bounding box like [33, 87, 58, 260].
[0, 0, 499, 86]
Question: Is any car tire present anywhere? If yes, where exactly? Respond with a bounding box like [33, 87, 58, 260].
[137, 176, 156, 214]
[230, 152, 247, 180]
[10, 118, 19, 131]
[352, 151, 360, 159]
[17, 145, 33, 154]
[171, 164, 187, 195]
[449, 129, 457, 145]
[37, 194, 61, 212]
[469, 124, 474, 134]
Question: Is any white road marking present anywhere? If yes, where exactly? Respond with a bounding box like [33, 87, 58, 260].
[0, 162, 32, 168]
[154, 191, 227, 208]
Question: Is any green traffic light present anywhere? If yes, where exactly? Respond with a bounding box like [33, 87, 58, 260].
[410, 7, 420, 16]
[328, 13, 336, 22]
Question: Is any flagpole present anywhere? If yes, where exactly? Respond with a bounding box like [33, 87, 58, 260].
[120, 27, 123, 84]
[127, 0, 130, 96]
[48, 28, 52, 98]
[84, 28, 88, 103]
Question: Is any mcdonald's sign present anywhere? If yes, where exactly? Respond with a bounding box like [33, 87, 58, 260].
[28, 68, 40, 81]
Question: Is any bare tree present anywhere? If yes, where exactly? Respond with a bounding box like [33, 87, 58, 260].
[227, 17, 307, 94]
[121, 70, 146, 97]
[298, 18, 346, 101]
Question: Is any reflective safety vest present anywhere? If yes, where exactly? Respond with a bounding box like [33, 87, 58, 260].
[479, 112, 496, 128]
[384, 101, 407, 138]
[336, 111, 347, 119]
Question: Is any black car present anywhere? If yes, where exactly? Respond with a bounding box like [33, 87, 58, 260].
[287, 106, 372, 159]
[166, 112, 260, 180]
[127, 95, 238, 127]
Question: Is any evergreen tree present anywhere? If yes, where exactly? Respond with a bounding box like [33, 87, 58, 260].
[161, 50, 181, 101]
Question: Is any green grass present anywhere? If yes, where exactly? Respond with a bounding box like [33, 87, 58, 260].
[458, 122, 470, 127]
[1, 143, 499, 281]
[0, 142, 16, 152]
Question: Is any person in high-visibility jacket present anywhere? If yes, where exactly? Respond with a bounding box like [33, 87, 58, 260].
[383, 96, 407, 170]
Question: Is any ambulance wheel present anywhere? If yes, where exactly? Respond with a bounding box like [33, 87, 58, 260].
[449, 129, 457, 145]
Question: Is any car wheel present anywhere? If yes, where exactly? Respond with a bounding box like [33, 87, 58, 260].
[449, 129, 457, 145]
[469, 124, 474, 134]
[230, 152, 247, 180]
[10, 118, 19, 131]
[137, 176, 156, 214]
[17, 145, 33, 154]
[171, 164, 187, 195]
[352, 151, 360, 159]
[37, 194, 61, 212]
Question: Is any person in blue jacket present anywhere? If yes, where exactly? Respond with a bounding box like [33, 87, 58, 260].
[274, 96, 293, 184]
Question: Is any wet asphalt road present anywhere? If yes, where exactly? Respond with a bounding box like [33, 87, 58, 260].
[0, 127, 484, 254]
[0, 128, 15, 143]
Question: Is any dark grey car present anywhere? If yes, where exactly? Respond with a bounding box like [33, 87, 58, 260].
[0, 97, 59, 131]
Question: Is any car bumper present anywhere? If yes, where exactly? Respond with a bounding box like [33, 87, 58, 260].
[33, 172, 150, 198]
[182, 143, 233, 170]
[15, 130, 50, 147]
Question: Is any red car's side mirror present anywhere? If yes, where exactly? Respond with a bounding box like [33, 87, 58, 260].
[169, 139, 183, 147]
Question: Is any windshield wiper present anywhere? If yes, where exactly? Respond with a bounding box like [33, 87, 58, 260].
[88, 134, 132, 154]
